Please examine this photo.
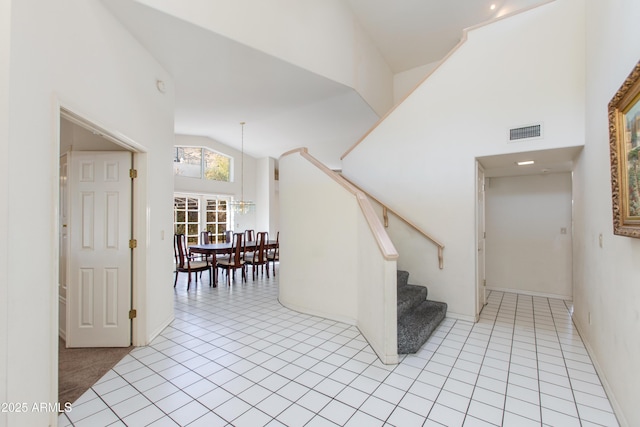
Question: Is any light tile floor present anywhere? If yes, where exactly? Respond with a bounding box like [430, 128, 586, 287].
[59, 272, 619, 426]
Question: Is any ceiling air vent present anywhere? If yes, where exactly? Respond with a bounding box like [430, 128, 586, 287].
[509, 124, 542, 141]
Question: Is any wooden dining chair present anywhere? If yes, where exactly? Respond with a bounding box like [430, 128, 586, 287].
[200, 231, 212, 244]
[243, 229, 263, 262]
[245, 231, 269, 279]
[198, 231, 214, 263]
[217, 232, 246, 286]
[214, 230, 234, 266]
[267, 231, 279, 276]
[174, 233, 213, 290]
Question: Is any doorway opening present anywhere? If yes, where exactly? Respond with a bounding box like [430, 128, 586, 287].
[475, 146, 581, 315]
[57, 108, 143, 406]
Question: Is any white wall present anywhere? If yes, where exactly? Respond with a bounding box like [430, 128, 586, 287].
[255, 157, 280, 236]
[0, 0, 10, 421]
[485, 173, 573, 298]
[279, 150, 398, 363]
[573, 1, 640, 425]
[134, 0, 394, 116]
[342, 0, 586, 320]
[279, 152, 359, 324]
[272, 177, 280, 237]
[256, 158, 270, 233]
[4, 1, 175, 424]
[393, 61, 439, 104]
[355, 201, 399, 364]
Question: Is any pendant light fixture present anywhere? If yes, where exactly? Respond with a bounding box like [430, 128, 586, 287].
[230, 121, 255, 214]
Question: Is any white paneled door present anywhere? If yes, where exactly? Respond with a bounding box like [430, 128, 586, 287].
[67, 151, 132, 347]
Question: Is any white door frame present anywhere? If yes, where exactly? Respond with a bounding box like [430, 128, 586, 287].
[53, 104, 149, 404]
[58, 106, 148, 343]
[476, 161, 486, 319]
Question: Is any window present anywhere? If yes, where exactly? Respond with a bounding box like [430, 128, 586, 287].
[173, 147, 202, 179]
[205, 198, 229, 243]
[174, 146, 231, 182]
[203, 150, 231, 182]
[174, 194, 231, 246]
[174, 196, 200, 246]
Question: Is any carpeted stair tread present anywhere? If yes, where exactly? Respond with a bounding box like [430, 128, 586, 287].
[397, 270, 410, 288]
[396, 269, 447, 354]
[397, 284, 427, 319]
[397, 300, 447, 354]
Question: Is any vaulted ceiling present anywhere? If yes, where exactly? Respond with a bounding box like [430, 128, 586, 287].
[102, 0, 555, 171]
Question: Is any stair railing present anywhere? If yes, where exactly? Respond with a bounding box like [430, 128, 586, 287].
[341, 176, 445, 269]
[283, 148, 399, 261]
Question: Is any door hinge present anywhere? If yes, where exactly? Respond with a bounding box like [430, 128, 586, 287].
[129, 309, 137, 320]
[483, 279, 486, 286]
[129, 168, 138, 179]
[129, 239, 137, 249]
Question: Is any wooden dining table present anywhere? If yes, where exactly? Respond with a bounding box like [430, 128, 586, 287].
[188, 240, 278, 286]
[188, 240, 277, 256]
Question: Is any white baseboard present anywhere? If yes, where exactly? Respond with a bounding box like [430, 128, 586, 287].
[278, 297, 357, 326]
[370, 347, 399, 365]
[145, 313, 175, 345]
[445, 311, 477, 323]
[572, 318, 627, 427]
[279, 298, 401, 364]
[486, 286, 572, 301]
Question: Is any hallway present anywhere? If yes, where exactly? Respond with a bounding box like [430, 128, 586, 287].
[58, 274, 619, 426]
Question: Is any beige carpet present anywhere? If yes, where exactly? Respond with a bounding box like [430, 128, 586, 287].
[58, 338, 132, 407]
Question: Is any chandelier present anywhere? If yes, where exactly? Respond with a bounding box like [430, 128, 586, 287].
[230, 121, 255, 214]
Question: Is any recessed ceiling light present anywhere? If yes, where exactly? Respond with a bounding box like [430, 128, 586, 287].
[490, 4, 496, 10]
[517, 160, 535, 166]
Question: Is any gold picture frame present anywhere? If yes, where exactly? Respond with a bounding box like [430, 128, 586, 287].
[609, 59, 640, 238]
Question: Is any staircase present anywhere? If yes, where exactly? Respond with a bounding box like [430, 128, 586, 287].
[397, 270, 447, 354]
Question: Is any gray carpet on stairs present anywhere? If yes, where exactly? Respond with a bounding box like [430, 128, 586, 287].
[396, 270, 447, 354]
[397, 270, 410, 288]
[398, 300, 448, 353]
[397, 284, 427, 319]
